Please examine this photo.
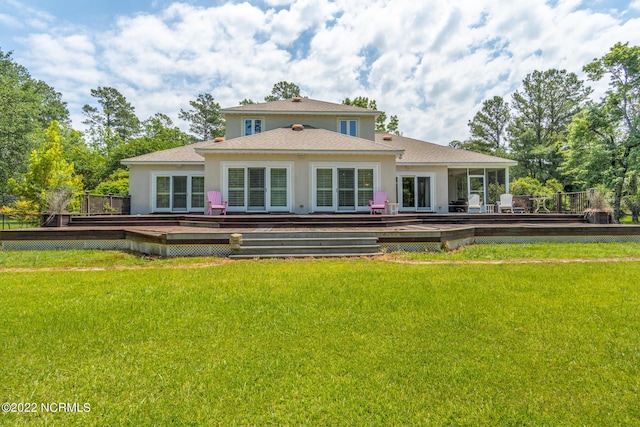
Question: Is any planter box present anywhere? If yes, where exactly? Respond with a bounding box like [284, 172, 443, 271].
[585, 211, 611, 224]
[41, 213, 71, 227]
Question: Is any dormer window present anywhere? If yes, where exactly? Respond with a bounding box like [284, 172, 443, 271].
[339, 119, 357, 137]
[244, 118, 263, 136]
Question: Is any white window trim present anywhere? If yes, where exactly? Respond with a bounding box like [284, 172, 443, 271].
[151, 172, 205, 213]
[396, 172, 436, 212]
[337, 118, 358, 137]
[310, 162, 380, 213]
[221, 161, 294, 213]
[242, 117, 265, 136]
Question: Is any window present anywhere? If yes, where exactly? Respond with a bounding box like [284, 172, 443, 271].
[244, 118, 263, 135]
[339, 119, 357, 137]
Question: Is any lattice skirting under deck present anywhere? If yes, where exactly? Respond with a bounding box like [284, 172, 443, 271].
[2, 240, 231, 257]
[2, 240, 131, 251]
[475, 235, 640, 244]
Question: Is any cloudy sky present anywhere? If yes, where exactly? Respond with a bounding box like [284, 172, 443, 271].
[1, 0, 639, 144]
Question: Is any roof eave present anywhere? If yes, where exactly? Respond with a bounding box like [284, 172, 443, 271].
[221, 110, 380, 117]
[121, 160, 204, 165]
[195, 149, 402, 155]
[398, 161, 518, 167]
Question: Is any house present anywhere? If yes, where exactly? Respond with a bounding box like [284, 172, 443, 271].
[122, 97, 516, 214]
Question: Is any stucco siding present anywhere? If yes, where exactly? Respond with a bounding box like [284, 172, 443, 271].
[202, 152, 396, 214]
[225, 114, 377, 141]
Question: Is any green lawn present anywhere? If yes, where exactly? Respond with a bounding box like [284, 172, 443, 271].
[1, 249, 639, 425]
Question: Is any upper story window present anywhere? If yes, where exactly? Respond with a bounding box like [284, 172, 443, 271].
[339, 119, 357, 137]
[244, 118, 263, 136]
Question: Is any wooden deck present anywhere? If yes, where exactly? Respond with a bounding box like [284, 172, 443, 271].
[2, 213, 639, 257]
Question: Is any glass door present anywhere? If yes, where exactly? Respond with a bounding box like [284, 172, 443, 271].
[172, 176, 188, 212]
[338, 168, 356, 211]
[401, 177, 415, 210]
[248, 167, 265, 211]
[399, 175, 432, 211]
[468, 173, 485, 205]
[316, 168, 334, 211]
[270, 168, 288, 211]
[417, 176, 431, 209]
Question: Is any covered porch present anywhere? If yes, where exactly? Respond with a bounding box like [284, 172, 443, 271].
[447, 167, 510, 213]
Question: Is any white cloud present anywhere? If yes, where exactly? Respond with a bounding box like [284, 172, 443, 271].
[6, 0, 640, 143]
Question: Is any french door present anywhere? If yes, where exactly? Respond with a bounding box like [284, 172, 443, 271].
[154, 174, 205, 213]
[313, 166, 375, 212]
[398, 174, 433, 211]
[225, 165, 291, 212]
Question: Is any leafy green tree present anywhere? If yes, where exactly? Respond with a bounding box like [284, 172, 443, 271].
[264, 81, 301, 101]
[179, 94, 225, 141]
[342, 96, 401, 135]
[467, 96, 511, 154]
[94, 169, 129, 196]
[562, 42, 640, 221]
[8, 121, 83, 211]
[509, 69, 591, 182]
[0, 49, 69, 193]
[106, 113, 192, 177]
[82, 86, 141, 150]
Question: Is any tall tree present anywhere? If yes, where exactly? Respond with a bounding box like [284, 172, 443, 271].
[0, 49, 69, 193]
[264, 81, 301, 101]
[468, 96, 511, 154]
[342, 96, 401, 135]
[82, 86, 140, 149]
[179, 93, 225, 141]
[509, 69, 591, 182]
[562, 42, 640, 221]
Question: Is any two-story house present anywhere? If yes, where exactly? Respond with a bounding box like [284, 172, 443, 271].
[123, 97, 516, 215]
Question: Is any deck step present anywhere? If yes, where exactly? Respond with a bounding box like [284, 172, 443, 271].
[229, 235, 380, 258]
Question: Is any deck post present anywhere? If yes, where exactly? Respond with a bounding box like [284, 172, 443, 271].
[556, 191, 562, 213]
[230, 233, 243, 251]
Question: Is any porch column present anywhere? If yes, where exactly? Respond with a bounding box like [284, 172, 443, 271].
[505, 168, 510, 193]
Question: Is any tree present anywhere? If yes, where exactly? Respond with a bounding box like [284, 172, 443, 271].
[8, 121, 83, 211]
[82, 87, 141, 149]
[468, 96, 511, 154]
[0, 49, 69, 193]
[179, 93, 225, 141]
[342, 96, 401, 135]
[106, 113, 192, 177]
[264, 81, 301, 101]
[562, 42, 640, 221]
[509, 69, 591, 182]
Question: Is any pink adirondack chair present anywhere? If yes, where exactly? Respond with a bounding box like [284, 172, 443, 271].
[207, 190, 227, 215]
[369, 191, 388, 214]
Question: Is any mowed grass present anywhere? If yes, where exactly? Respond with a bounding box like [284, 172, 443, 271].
[0, 252, 639, 425]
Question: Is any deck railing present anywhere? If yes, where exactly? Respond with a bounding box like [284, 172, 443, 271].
[79, 192, 131, 215]
[513, 191, 589, 214]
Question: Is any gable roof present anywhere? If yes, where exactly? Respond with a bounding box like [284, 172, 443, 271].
[375, 134, 517, 167]
[222, 98, 379, 116]
[195, 126, 402, 155]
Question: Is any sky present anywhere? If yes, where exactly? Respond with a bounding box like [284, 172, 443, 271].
[1, 0, 639, 145]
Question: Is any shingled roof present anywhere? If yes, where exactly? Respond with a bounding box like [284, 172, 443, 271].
[375, 134, 517, 166]
[195, 126, 402, 155]
[222, 98, 379, 116]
